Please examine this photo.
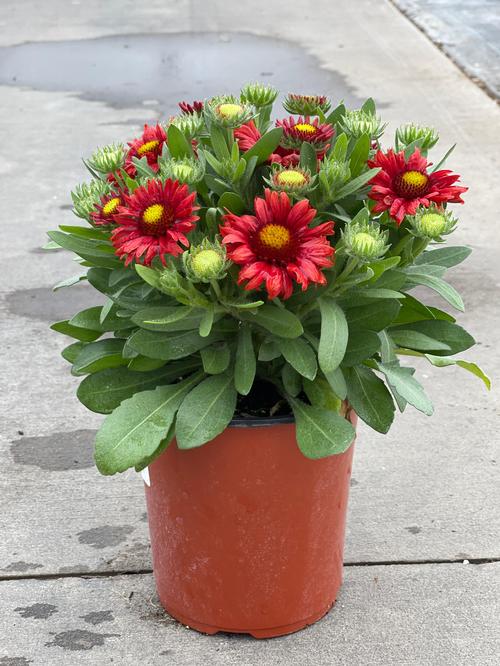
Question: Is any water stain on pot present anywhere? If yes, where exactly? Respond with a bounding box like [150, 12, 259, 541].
[11, 430, 96, 471]
[0, 32, 364, 114]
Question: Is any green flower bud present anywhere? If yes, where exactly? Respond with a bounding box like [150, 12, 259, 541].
[408, 205, 457, 240]
[169, 112, 205, 139]
[396, 123, 439, 151]
[87, 143, 126, 174]
[283, 93, 331, 116]
[205, 95, 255, 129]
[183, 239, 229, 283]
[319, 159, 351, 196]
[340, 109, 386, 140]
[71, 180, 112, 220]
[159, 157, 205, 184]
[264, 166, 315, 195]
[341, 219, 390, 262]
[241, 82, 278, 108]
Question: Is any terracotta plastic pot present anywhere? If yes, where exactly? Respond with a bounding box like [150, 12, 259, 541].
[144, 411, 356, 638]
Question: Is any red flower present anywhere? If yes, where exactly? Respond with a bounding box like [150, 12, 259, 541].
[234, 120, 261, 151]
[124, 124, 167, 176]
[90, 192, 124, 226]
[220, 190, 334, 299]
[368, 148, 467, 224]
[179, 100, 204, 115]
[276, 116, 334, 152]
[112, 179, 199, 266]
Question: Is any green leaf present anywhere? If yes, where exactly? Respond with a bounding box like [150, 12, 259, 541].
[430, 143, 456, 173]
[239, 303, 303, 339]
[258, 339, 281, 361]
[394, 294, 455, 325]
[367, 256, 401, 281]
[47, 230, 119, 267]
[391, 320, 475, 356]
[242, 127, 283, 165]
[94, 374, 201, 475]
[61, 341, 86, 363]
[344, 366, 395, 433]
[326, 103, 346, 126]
[277, 337, 317, 380]
[424, 355, 491, 390]
[355, 288, 405, 300]
[348, 134, 371, 177]
[415, 245, 471, 268]
[334, 168, 380, 200]
[342, 330, 381, 366]
[77, 361, 199, 413]
[59, 225, 109, 240]
[281, 363, 302, 397]
[53, 274, 87, 290]
[389, 329, 451, 352]
[303, 376, 342, 412]
[376, 361, 433, 415]
[176, 373, 237, 449]
[318, 297, 348, 373]
[167, 124, 193, 158]
[300, 141, 317, 173]
[72, 339, 127, 375]
[127, 355, 166, 371]
[361, 97, 376, 115]
[346, 299, 401, 331]
[234, 327, 256, 395]
[69, 306, 126, 332]
[51, 320, 102, 342]
[135, 264, 162, 290]
[218, 191, 246, 215]
[404, 272, 465, 312]
[290, 399, 355, 459]
[128, 328, 221, 360]
[210, 124, 230, 160]
[132, 306, 200, 332]
[199, 307, 215, 337]
[201, 343, 231, 374]
[324, 366, 347, 400]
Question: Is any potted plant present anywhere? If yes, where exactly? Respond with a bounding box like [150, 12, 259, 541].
[49, 83, 489, 638]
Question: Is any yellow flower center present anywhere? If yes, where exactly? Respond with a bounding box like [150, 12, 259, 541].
[294, 123, 317, 134]
[142, 204, 164, 225]
[419, 212, 446, 236]
[276, 170, 307, 187]
[259, 224, 291, 250]
[102, 197, 120, 216]
[217, 103, 244, 119]
[401, 170, 428, 188]
[137, 140, 160, 156]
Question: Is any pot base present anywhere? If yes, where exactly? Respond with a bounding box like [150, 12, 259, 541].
[161, 600, 336, 639]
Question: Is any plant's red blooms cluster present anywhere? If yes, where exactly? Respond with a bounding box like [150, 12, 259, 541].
[178, 100, 204, 115]
[368, 148, 467, 224]
[111, 179, 199, 266]
[124, 124, 168, 177]
[90, 192, 124, 226]
[220, 189, 334, 299]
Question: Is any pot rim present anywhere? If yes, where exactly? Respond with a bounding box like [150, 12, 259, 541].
[229, 413, 294, 428]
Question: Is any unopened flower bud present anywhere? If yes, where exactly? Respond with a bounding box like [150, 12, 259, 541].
[183, 239, 229, 283]
[241, 82, 278, 107]
[283, 93, 331, 116]
[71, 180, 112, 221]
[87, 143, 126, 174]
[169, 112, 205, 139]
[340, 109, 386, 140]
[409, 205, 457, 240]
[159, 157, 204, 185]
[265, 166, 315, 195]
[396, 123, 439, 151]
[341, 219, 389, 262]
[205, 96, 255, 129]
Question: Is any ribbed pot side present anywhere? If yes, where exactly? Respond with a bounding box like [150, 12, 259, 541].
[145, 414, 356, 639]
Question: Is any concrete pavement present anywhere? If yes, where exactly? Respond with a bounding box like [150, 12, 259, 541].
[0, 0, 499, 663]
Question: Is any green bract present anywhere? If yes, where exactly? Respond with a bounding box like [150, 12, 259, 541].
[49, 84, 488, 476]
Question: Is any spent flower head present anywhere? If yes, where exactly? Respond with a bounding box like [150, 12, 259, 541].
[340, 109, 386, 140]
[283, 93, 331, 116]
[71, 180, 113, 221]
[396, 123, 439, 152]
[408, 204, 457, 240]
[240, 82, 278, 108]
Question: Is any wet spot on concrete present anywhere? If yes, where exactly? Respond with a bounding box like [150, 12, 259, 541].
[14, 603, 58, 620]
[0, 32, 363, 115]
[80, 610, 114, 625]
[45, 629, 120, 651]
[160, 650, 174, 656]
[405, 525, 422, 534]
[6, 286, 100, 323]
[350, 478, 359, 487]
[77, 525, 134, 550]
[0, 658, 33, 666]
[1, 561, 43, 573]
[11, 430, 96, 472]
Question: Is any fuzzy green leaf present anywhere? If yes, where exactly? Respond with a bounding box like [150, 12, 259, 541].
[234, 327, 256, 395]
[201, 343, 231, 374]
[318, 297, 348, 373]
[344, 365, 395, 433]
[290, 399, 355, 459]
[277, 337, 317, 380]
[376, 361, 433, 415]
[239, 304, 303, 339]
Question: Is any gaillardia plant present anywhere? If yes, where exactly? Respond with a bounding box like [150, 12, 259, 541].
[49, 85, 489, 638]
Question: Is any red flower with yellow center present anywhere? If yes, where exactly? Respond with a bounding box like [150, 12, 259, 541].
[220, 189, 334, 299]
[368, 148, 467, 224]
[124, 124, 167, 176]
[276, 116, 334, 152]
[111, 179, 199, 266]
[90, 193, 124, 226]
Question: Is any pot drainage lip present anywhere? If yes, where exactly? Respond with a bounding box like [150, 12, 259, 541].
[229, 414, 294, 428]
